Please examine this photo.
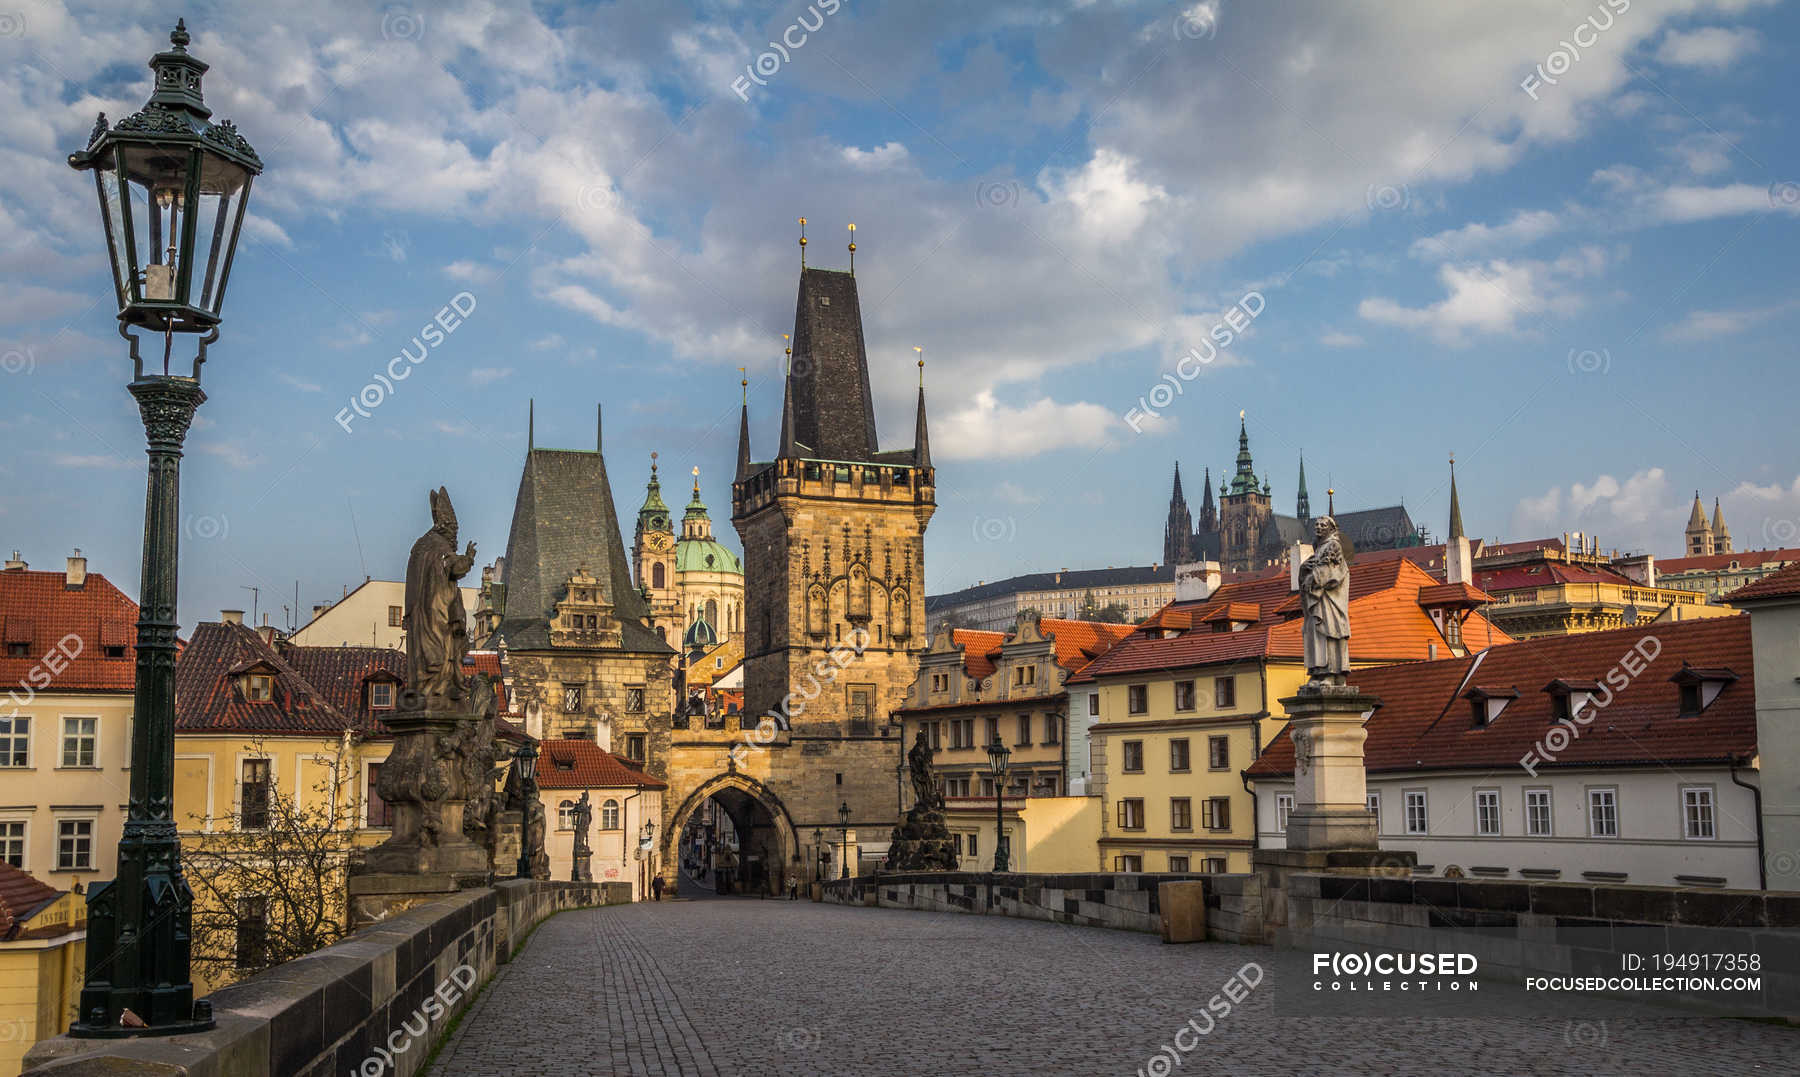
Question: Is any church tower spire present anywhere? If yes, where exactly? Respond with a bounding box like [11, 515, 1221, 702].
[1296, 453, 1311, 522]
[1712, 497, 1732, 554]
[913, 347, 931, 470]
[1447, 454, 1465, 541]
[736, 368, 752, 481]
[1198, 466, 1216, 532]
[1229, 412, 1258, 495]
[1164, 462, 1194, 564]
[1685, 491, 1713, 556]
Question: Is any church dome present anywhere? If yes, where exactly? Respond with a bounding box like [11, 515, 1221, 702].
[676, 537, 743, 575]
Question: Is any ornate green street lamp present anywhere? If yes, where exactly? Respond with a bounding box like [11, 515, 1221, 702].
[987, 737, 1011, 872]
[837, 802, 852, 880]
[64, 19, 260, 1038]
[514, 742, 540, 879]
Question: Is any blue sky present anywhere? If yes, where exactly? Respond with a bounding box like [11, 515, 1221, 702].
[2, 0, 1798, 629]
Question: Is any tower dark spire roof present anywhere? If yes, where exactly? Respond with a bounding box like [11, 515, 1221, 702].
[913, 382, 931, 469]
[1296, 453, 1311, 521]
[736, 368, 752, 481]
[1199, 466, 1215, 518]
[1228, 413, 1259, 495]
[784, 267, 879, 461]
[1447, 455, 1465, 541]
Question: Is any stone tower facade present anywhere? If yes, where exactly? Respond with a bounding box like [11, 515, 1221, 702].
[1217, 417, 1273, 574]
[1686, 492, 1715, 556]
[1163, 464, 1193, 565]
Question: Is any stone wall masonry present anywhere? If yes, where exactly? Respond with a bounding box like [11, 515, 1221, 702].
[22, 880, 628, 1077]
[1287, 873, 1800, 1020]
[822, 871, 1264, 944]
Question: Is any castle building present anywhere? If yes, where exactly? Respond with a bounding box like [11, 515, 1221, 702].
[1685, 491, 1734, 557]
[632, 458, 746, 645]
[1163, 418, 1422, 574]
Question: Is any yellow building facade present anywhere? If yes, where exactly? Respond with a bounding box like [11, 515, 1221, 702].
[0, 873, 85, 1076]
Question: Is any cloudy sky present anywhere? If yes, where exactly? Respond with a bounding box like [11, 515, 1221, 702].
[2, 0, 1797, 628]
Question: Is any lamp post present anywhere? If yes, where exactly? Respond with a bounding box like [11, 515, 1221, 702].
[514, 743, 539, 879]
[813, 826, 826, 884]
[987, 737, 1012, 872]
[65, 19, 260, 1038]
[837, 801, 851, 880]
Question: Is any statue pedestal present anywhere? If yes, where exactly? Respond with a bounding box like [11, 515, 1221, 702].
[884, 804, 958, 872]
[573, 853, 593, 883]
[1281, 684, 1380, 851]
[348, 706, 488, 927]
[493, 810, 522, 876]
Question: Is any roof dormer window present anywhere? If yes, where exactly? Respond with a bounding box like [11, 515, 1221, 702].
[369, 681, 395, 710]
[244, 673, 274, 703]
[1542, 679, 1602, 725]
[1670, 665, 1737, 717]
[1464, 685, 1518, 728]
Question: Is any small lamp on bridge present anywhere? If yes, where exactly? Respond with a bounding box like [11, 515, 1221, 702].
[987, 737, 1012, 872]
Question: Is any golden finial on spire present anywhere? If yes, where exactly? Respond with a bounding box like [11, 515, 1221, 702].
[740, 365, 748, 403]
[914, 345, 924, 387]
[650, 450, 658, 477]
[847, 222, 856, 274]
[798, 216, 808, 267]
[692, 465, 700, 495]
[782, 333, 792, 375]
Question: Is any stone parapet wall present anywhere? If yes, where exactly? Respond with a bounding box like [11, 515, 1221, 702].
[22, 880, 625, 1077]
[822, 872, 1264, 943]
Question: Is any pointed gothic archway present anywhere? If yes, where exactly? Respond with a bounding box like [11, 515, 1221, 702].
[662, 772, 799, 897]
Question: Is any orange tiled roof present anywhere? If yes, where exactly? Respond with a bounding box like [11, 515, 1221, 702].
[1661, 548, 1800, 574]
[949, 629, 1006, 678]
[1724, 561, 1800, 603]
[1417, 581, 1492, 608]
[536, 738, 667, 790]
[177, 622, 374, 736]
[0, 861, 61, 940]
[1038, 618, 1135, 668]
[1249, 617, 1753, 777]
[0, 568, 140, 694]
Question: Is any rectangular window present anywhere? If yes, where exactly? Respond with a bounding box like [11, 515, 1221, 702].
[1113, 854, 1143, 872]
[980, 777, 994, 798]
[1476, 789, 1501, 836]
[952, 832, 963, 857]
[1169, 738, 1191, 772]
[1525, 788, 1553, 837]
[562, 684, 584, 712]
[1170, 797, 1192, 830]
[1276, 793, 1294, 833]
[1173, 680, 1196, 711]
[245, 674, 273, 702]
[985, 717, 998, 746]
[930, 722, 943, 750]
[369, 682, 395, 710]
[236, 895, 269, 970]
[1044, 714, 1060, 745]
[945, 777, 970, 798]
[0, 715, 29, 767]
[626, 734, 646, 762]
[1202, 796, 1232, 831]
[1215, 677, 1236, 708]
[968, 833, 978, 857]
[1121, 740, 1144, 773]
[1208, 735, 1229, 770]
[1201, 856, 1227, 874]
[1016, 714, 1031, 746]
[1014, 665, 1036, 687]
[241, 759, 271, 830]
[1588, 787, 1618, 838]
[60, 717, 97, 767]
[1087, 693, 1099, 717]
[1127, 684, 1148, 715]
[388, 605, 403, 627]
[366, 764, 392, 828]
[0, 820, 24, 867]
[1683, 787, 1716, 840]
[625, 686, 645, 712]
[1168, 854, 1190, 873]
[1404, 790, 1428, 835]
[849, 685, 873, 721]
[56, 819, 93, 870]
[1117, 798, 1144, 830]
[1367, 790, 1380, 820]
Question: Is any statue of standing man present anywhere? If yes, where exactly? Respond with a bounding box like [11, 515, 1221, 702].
[404, 487, 477, 710]
[1299, 515, 1353, 685]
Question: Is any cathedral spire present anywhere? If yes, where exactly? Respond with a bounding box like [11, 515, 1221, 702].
[1447, 454, 1465, 541]
[1296, 453, 1311, 521]
[1712, 497, 1732, 554]
[778, 335, 798, 459]
[1685, 490, 1712, 555]
[1163, 461, 1194, 564]
[1228, 411, 1259, 495]
[1199, 466, 1216, 530]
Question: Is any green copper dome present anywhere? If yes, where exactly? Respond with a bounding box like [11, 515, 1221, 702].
[676, 537, 742, 575]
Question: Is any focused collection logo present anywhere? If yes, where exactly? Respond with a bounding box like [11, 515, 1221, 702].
[1312, 951, 1480, 992]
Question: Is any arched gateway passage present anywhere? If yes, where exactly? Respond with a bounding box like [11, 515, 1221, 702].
[663, 773, 797, 898]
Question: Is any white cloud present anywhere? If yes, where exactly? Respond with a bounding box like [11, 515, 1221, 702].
[1665, 300, 1799, 340]
[277, 372, 323, 393]
[1652, 183, 1800, 223]
[1410, 210, 1560, 261]
[1319, 330, 1363, 349]
[52, 453, 133, 470]
[1512, 467, 1672, 552]
[443, 260, 500, 284]
[841, 142, 910, 170]
[1655, 26, 1759, 69]
[198, 442, 259, 470]
[935, 390, 1118, 460]
[1359, 251, 1599, 344]
[468, 366, 513, 386]
[241, 214, 294, 249]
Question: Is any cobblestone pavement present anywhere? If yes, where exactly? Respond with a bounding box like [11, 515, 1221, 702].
[432, 897, 1794, 1077]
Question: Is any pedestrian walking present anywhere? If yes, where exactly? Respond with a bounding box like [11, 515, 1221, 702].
[651, 875, 665, 901]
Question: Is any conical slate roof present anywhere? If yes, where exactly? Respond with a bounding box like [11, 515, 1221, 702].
[785, 267, 880, 462]
[495, 445, 669, 653]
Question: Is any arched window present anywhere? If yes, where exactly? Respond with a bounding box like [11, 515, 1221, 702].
[652, 562, 665, 589]
[601, 799, 621, 829]
[705, 598, 718, 627]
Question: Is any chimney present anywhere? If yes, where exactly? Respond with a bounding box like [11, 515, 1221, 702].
[4, 550, 25, 571]
[594, 718, 612, 753]
[312, 603, 328, 618]
[257, 613, 277, 646]
[221, 609, 244, 624]
[1614, 552, 1656, 588]
[1175, 561, 1222, 601]
[1289, 543, 1314, 593]
[1446, 535, 1472, 585]
[65, 549, 87, 589]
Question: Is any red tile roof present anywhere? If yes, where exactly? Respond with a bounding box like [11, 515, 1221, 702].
[1658, 548, 1800, 574]
[535, 738, 667, 790]
[0, 861, 61, 940]
[1247, 617, 1754, 778]
[1416, 581, 1492, 609]
[280, 644, 404, 727]
[1472, 560, 1636, 591]
[1071, 559, 1511, 682]
[176, 622, 371, 735]
[1724, 561, 1800, 603]
[0, 568, 140, 694]
[949, 629, 1006, 678]
[946, 619, 1133, 680]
